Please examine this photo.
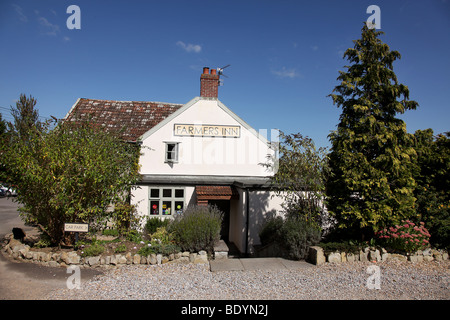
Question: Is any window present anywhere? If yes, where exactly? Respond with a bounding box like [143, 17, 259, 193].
[149, 187, 185, 217]
[165, 142, 179, 163]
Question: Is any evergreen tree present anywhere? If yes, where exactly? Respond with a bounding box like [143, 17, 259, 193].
[0, 113, 6, 137]
[0, 114, 7, 179]
[8, 93, 42, 140]
[412, 129, 450, 249]
[326, 24, 418, 239]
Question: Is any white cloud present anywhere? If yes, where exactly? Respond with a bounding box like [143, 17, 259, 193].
[38, 16, 60, 36]
[176, 41, 202, 53]
[271, 67, 300, 79]
[63, 36, 70, 42]
[311, 45, 319, 51]
[12, 4, 27, 22]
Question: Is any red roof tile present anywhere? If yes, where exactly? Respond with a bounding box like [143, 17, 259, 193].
[64, 98, 183, 142]
[196, 185, 239, 200]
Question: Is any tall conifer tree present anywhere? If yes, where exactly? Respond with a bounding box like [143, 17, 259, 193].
[327, 24, 418, 238]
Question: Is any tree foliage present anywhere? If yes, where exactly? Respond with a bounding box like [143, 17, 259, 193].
[2, 97, 141, 245]
[0, 113, 6, 137]
[412, 129, 450, 249]
[267, 131, 328, 226]
[326, 25, 418, 238]
[0, 114, 8, 176]
[8, 93, 42, 140]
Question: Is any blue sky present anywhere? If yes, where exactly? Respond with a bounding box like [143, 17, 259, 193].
[1, 0, 449, 148]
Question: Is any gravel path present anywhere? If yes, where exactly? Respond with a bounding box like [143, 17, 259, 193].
[46, 260, 449, 300]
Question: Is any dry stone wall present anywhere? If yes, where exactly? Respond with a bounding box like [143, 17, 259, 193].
[2, 237, 211, 267]
[308, 245, 449, 265]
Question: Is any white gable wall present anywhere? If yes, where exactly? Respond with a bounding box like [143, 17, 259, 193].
[132, 97, 283, 254]
[139, 98, 275, 177]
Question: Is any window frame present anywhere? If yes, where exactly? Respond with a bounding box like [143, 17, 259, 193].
[164, 142, 179, 163]
[149, 186, 185, 217]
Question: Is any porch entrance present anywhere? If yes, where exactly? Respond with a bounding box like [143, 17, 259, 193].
[209, 200, 230, 242]
[195, 185, 239, 245]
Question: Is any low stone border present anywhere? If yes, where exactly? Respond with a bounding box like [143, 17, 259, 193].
[2, 237, 209, 267]
[308, 245, 449, 265]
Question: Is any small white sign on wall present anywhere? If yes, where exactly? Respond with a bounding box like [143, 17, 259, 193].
[64, 223, 89, 233]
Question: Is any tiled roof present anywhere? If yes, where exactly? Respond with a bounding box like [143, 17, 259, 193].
[196, 185, 239, 200]
[64, 98, 183, 142]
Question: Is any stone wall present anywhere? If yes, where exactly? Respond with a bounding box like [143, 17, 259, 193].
[308, 246, 449, 265]
[2, 237, 210, 267]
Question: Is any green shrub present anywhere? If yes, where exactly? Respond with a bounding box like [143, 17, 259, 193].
[34, 234, 52, 248]
[102, 229, 119, 237]
[115, 244, 127, 253]
[318, 241, 364, 254]
[145, 217, 170, 234]
[81, 243, 105, 257]
[259, 216, 284, 245]
[259, 216, 321, 260]
[150, 227, 174, 245]
[112, 202, 142, 235]
[137, 242, 181, 256]
[124, 229, 142, 243]
[168, 204, 223, 253]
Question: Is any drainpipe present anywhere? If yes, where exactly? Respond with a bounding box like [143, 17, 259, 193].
[244, 188, 250, 256]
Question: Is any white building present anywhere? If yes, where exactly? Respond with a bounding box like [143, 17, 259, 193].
[64, 67, 283, 255]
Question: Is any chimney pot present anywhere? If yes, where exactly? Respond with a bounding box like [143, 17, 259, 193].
[200, 66, 219, 98]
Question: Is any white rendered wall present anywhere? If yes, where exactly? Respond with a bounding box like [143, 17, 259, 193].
[139, 99, 275, 177]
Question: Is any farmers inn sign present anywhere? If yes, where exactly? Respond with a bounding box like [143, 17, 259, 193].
[174, 124, 241, 138]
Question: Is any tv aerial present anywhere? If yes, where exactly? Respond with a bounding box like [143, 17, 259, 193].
[217, 64, 230, 78]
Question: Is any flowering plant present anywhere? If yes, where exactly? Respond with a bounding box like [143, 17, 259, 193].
[376, 220, 431, 253]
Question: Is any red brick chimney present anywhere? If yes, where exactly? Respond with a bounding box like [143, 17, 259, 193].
[200, 67, 219, 98]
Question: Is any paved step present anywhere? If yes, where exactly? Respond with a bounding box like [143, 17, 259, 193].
[209, 257, 315, 272]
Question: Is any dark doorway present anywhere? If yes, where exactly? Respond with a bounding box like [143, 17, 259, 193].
[209, 200, 230, 242]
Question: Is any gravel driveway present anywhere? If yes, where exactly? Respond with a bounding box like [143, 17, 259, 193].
[46, 259, 449, 300]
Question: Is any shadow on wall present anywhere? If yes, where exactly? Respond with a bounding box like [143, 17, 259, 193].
[247, 191, 336, 256]
[248, 191, 283, 254]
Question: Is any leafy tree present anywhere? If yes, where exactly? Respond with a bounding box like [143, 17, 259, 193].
[326, 24, 418, 239]
[0, 113, 6, 137]
[3, 117, 141, 245]
[8, 93, 42, 140]
[0, 113, 7, 177]
[267, 131, 329, 226]
[412, 129, 449, 249]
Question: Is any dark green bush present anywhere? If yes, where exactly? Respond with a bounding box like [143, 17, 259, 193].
[114, 244, 127, 253]
[145, 217, 170, 234]
[168, 204, 223, 253]
[318, 241, 364, 254]
[138, 242, 181, 256]
[81, 243, 105, 257]
[102, 229, 119, 237]
[125, 229, 142, 243]
[259, 216, 284, 245]
[259, 216, 321, 260]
